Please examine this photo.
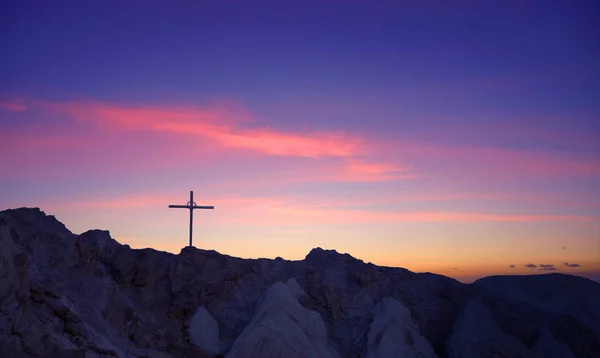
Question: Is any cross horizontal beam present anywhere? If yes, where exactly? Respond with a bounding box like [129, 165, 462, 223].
[168, 205, 214, 209]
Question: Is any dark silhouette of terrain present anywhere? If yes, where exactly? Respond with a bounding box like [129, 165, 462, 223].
[1, 207, 599, 357]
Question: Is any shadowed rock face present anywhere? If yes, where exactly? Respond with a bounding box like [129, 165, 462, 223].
[0, 208, 599, 357]
[474, 274, 600, 335]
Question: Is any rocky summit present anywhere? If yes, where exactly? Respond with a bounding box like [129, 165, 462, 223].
[1, 208, 599, 358]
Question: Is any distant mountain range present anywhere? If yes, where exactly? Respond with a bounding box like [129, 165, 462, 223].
[1, 207, 599, 357]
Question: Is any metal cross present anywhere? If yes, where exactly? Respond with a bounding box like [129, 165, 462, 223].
[168, 191, 214, 247]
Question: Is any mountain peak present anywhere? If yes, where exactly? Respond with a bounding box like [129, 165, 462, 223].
[0, 207, 72, 235]
[305, 247, 360, 264]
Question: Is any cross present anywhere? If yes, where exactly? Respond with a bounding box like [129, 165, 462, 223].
[168, 191, 214, 247]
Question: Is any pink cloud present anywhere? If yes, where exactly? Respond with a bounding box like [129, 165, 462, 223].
[256, 159, 417, 184]
[45, 100, 365, 159]
[0, 98, 413, 183]
[333, 160, 416, 182]
[211, 129, 360, 158]
[4, 98, 599, 186]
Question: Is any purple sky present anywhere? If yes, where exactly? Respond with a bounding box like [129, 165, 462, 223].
[1, 0, 599, 282]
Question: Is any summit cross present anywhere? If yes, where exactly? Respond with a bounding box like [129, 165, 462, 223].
[168, 191, 214, 247]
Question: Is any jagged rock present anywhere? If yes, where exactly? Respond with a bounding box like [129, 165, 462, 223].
[0, 207, 599, 357]
[366, 297, 437, 358]
[226, 279, 339, 358]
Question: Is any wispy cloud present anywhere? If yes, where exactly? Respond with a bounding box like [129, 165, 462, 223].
[1, 99, 415, 183]
[516, 262, 582, 271]
[4, 97, 600, 188]
[326, 160, 416, 182]
[47, 100, 365, 159]
[536, 264, 558, 271]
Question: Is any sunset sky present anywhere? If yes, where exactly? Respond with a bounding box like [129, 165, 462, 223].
[1, 0, 599, 282]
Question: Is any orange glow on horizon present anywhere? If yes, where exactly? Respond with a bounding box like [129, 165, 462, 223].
[113, 235, 600, 283]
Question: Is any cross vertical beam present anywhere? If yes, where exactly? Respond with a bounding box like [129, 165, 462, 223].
[189, 191, 193, 247]
[168, 190, 214, 247]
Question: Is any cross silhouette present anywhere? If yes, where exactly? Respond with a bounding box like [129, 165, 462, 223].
[168, 191, 214, 247]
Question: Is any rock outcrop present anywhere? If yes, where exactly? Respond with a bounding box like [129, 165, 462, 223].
[1, 207, 599, 357]
[226, 279, 339, 358]
[366, 297, 436, 358]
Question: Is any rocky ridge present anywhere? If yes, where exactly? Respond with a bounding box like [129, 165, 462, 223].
[1, 208, 599, 357]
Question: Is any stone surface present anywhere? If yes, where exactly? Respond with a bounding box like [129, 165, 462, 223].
[189, 307, 226, 355]
[226, 279, 339, 358]
[366, 297, 436, 358]
[1, 207, 599, 357]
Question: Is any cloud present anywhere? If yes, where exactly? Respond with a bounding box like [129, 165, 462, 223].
[524, 263, 562, 271]
[538, 264, 558, 271]
[0, 99, 417, 184]
[326, 160, 417, 182]
[47, 100, 365, 159]
[563, 262, 581, 268]
[509, 264, 515, 268]
[5, 97, 600, 187]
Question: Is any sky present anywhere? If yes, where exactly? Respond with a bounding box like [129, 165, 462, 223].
[1, 0, 599, 283]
